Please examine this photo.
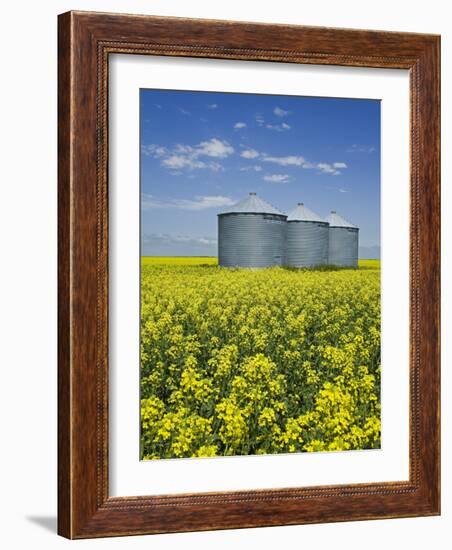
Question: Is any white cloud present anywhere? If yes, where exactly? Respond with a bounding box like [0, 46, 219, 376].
[262, 155, 305, 166]
[347, 144, 376, 153]
[141, 144, 167, 157]
[325, 186, 350, 193]
[317, 162, 340, 175]
[178, 108, 191, 116]
[207, 103, 218, 109]
[142, 194, 235, 211]
[143, 138, 233, 172]
[240, 165, 262, 172]
[317, 162, 348, 175]
[317, 163, 334, 171]
[274, 106, 290, 117]
[207, 162, 224, 172]
[239, 149, 348, 176]
[240, 149, 260, 159]
[196, 138, 234, 158]
[266, 123, 291, 132]
[162, 155, 206, 170]
[263, 174, 291, 183]
[161, 156, 223, 172]
[198, 236, 216, 244]
[142, 233, 217, 247]
[174, 195, 235, 210]
[234, 122, 247, 129]
[255, 114, 265, 126]
[174, 144, 194, 154]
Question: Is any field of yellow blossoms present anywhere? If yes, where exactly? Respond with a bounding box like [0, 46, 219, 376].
[140, 257, 381, 459]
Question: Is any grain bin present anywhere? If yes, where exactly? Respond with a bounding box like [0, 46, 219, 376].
[286, 203, 329, 267]
[218, 192, 287, 267]
[325, 211, 359, 267]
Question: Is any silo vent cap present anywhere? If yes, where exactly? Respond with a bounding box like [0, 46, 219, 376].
[297, 202, 304, 206]
[249, 192, 257, 196]
[331, 210, 337, 213]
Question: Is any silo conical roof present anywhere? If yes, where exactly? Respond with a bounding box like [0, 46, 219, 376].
[325, 211, 358, 229]
[287, 203, 326, 223]
[219, 192, 285, 216]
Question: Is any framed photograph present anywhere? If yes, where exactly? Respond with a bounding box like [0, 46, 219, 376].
[58, 11, 440, 539]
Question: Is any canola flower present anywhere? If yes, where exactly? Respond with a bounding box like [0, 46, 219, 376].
[140, 258, 381, 459]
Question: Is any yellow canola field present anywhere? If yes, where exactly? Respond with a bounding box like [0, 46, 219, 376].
[141, 256, 218, 266]
[141, 259, 381, 459]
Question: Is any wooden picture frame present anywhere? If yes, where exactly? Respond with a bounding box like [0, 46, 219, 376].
[58, 10, 440, 539]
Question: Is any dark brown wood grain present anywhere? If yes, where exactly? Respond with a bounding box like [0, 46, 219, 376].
[58, 10, 440, 539]
[57, 10, 71, 539]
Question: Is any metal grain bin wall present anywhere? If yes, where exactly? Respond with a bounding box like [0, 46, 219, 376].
[326, 211, 359, 267]
[218, 193, 287, 267]
[286, 203, 329, 267]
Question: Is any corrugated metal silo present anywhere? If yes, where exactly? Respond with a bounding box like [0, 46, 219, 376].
[218, 192, 287, 267]
[286, 203, 329, 267]
[326, 211, 359, 267]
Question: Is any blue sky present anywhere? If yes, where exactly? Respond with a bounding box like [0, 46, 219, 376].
[140, 89, 380, 257]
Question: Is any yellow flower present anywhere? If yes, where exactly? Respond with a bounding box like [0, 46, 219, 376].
[140, 259, 381, 458]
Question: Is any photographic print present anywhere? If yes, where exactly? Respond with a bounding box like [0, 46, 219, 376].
[140, 89, 381, 460]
